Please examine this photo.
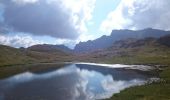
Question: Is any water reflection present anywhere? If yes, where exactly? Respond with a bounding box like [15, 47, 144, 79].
[0, 64, 152, 100]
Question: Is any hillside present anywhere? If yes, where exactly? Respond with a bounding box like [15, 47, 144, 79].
[0, 45, 35, 66]
[76, 35, 170, 65]
[27, 44, 73, 53]
[0, 44, 73, 67]
[74, 28, 170, 52]
[26, 44, 73, 62]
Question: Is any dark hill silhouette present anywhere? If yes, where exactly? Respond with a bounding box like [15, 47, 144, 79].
[74, 28, 170, 52]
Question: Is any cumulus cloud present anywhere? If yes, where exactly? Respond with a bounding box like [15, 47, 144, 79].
[62, 0, 96, 33]
[0, 0, 96, 39]
[0, 34, 43, 47]
[1, 0, 77, 39]
[100, 0, 170, 33]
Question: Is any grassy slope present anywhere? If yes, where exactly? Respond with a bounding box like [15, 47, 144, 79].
[0, 45, 73, 67]
[0, 45, 36, 67]
[105, 45, 170, 65]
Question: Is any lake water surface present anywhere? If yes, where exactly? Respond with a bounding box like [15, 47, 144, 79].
[0, 63, 155, 100]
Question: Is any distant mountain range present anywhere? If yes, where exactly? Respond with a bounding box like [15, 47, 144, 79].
[74, 28, 170, 52]
[109, 34, 170, 49]
[76, 34, 170, 64]
[17, 28, 170, 53]
[1, 28, 170, 66]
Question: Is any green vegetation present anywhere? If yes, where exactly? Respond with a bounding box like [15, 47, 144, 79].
[0, 45, 73, 67]
[106, 46, 170, 65]
[0, 45, 35, 67]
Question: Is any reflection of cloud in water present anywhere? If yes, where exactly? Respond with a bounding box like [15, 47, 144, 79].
[74, 66, 145, 100]
[100, 75, 145, 99]
[0, 64, 149, 100]
[73, 67, 93, 100]
[75, 66, 146, 100]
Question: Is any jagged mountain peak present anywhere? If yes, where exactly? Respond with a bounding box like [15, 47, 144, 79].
[74, 28, 170, 52]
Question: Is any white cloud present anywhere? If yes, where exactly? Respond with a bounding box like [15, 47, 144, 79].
[77, 34, 97, 42]
[100, 0, 170, 34]
[0, 0, 96, 40]
[61, 0, 96, 33]
[0, 34, 43, 48]
[0, 0, 97, 47]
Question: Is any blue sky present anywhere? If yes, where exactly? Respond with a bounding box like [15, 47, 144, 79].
[87, 0, 121, 36]
[0, 0, 170, 49]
